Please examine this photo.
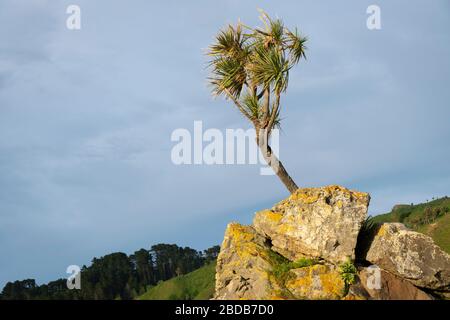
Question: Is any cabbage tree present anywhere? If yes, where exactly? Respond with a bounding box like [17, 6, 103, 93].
[207, 11, 307, 193]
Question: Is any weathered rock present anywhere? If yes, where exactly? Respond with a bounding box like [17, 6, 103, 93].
[285, 264, 346, 299]
[358, 267, 433, 300]
[214, 223, 282, 300]
[214, 223, 348, 300]
[253, 185, 370, 263]
[343, 281, 371, 300]
[364, 223, 450, 291]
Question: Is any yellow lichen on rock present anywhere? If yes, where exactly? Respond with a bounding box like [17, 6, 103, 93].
[276, 223, 294, 234]
[291, 191, 319, 204]
[319, 269, 346, 298]
[225, 224, 271, 262]
[323, 185, 368, 201]
[262, 210, 283, 223]
[285, 264, 345, 300]
[227, 223, 255, 242]
[215, 222, 282, 300]
[376, 224, 388, 237]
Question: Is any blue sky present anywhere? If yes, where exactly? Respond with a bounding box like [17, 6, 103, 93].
[0, 0, 449, 287]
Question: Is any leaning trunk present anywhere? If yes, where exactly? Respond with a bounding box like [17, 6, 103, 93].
[257, 131, 298, 193]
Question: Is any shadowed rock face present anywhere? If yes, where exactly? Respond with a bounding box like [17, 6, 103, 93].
[214, 185, 450, 300]
[253, 185, 370, 263]
[365, 223, 450, 291]
[358, 267, 433, 300]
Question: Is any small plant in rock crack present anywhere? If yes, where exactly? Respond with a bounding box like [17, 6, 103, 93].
[339, 259, 357, 294]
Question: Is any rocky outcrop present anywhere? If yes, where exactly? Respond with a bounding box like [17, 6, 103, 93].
[253, 185, 370, 263]
[364, 223, 450, 291]
[214, 185, 450, 300]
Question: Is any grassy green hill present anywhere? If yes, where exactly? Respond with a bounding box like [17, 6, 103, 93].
[137, 261, 216, 300]
[372, 196, 450, 253]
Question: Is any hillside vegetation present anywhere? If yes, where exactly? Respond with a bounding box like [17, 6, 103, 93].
[1, 244, 220, 300]
[137, 261, 216, 300]
[372, 196, 450, 253]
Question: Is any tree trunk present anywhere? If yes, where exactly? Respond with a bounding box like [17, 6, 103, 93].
[257, 130, 298, 193]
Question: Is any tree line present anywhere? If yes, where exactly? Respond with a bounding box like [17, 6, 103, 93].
[0, 243, 220, 300]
